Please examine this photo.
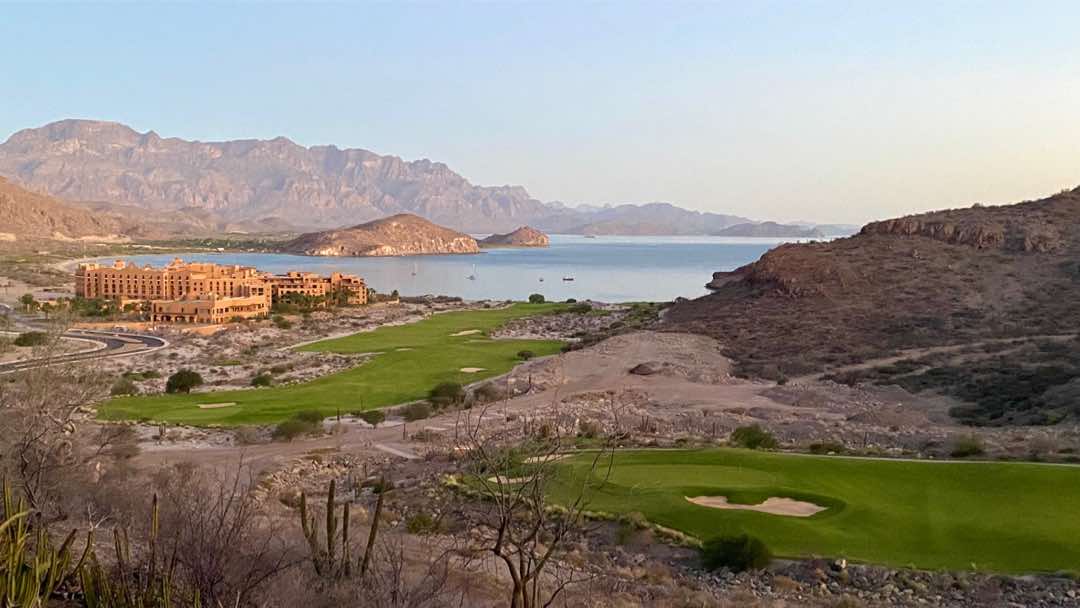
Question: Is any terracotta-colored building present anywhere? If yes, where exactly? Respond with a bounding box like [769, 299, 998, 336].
[150, 293, 271, 324]
[75, 258, 367, 323]
[267, 271, 368, 305]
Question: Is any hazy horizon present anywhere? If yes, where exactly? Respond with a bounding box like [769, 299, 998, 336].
[4, 1, 1080, 224]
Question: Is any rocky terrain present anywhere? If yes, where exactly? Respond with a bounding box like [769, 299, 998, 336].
[282, 213, 480, 257]
[665, 187, 1080, 426]
[478, 226, 549, 248]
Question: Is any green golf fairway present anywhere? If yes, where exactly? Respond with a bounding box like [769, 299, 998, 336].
[548, 449, 1080, 573]
[100, 303, 565, 425]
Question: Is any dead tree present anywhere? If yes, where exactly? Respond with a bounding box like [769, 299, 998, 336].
[458, 395, 615, 608]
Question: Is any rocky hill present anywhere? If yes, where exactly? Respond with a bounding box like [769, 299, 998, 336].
[664, 188, 1080, 426]
[0, 176, 132, 242]
[479, 226, 549, 248]
[283, 213, 479, 257]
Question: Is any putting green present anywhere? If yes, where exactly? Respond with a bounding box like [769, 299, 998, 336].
[547, 449, 1080, 573]
[99, 303, 564, 425]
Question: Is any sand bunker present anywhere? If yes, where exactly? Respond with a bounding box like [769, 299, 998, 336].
[197, 402, 237, 410]
[524, 454, 570, 464]
[450, 329, 482, 337]
[685, 496, 827, 517]
[487, 476, 529, 484]
[460, 367, 486, 373]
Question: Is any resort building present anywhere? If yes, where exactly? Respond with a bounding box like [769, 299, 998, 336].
[150, 293, 271, 324]
[266, 271, 368, 305]
[75, 258, 367, 323]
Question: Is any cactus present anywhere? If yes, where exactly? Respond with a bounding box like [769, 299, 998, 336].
[80, 494, 197, 608]
[299, 478, 388, 580]
[0, 478, 90, 606]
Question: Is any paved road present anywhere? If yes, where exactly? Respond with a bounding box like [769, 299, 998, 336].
[0, 329, 168, 374]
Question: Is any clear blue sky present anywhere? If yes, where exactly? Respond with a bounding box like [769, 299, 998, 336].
[4, 1, 1080, 223]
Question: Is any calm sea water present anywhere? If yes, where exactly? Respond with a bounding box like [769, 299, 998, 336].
[109, 235, 790, 302]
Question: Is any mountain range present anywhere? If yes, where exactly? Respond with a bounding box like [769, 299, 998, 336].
[0, 120, 853, 236]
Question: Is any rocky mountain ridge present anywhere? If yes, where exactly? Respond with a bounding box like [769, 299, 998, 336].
[0, 120, 847, 236]
[283, 213, 480, 257]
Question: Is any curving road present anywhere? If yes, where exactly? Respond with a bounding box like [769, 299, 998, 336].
[0, 329, 168, 374]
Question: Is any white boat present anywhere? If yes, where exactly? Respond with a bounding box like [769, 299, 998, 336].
[411, 262, 418, 276]
[467, 263, 477, 280]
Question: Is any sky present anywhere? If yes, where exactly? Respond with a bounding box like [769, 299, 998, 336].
[3, 1, 1080, 224]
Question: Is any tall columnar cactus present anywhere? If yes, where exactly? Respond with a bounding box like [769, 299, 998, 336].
[0, 478, 90, 606]
[299, 478, 387, 580]
[80, 494, 194, 608]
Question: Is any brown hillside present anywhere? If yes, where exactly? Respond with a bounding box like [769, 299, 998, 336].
[664, 188, 1080, 426]
[283, 214, 480, 257]
[0, 176, 131, 241]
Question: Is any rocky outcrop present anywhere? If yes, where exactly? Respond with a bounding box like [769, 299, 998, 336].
[283, 214, 480, 257]
[479, 226, 550, 248]
[861, 203, 1065, 253]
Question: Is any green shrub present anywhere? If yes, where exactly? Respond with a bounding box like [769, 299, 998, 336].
[294, 410, 325, 425]
[272, 410, 325, 440]
[357, 409, 386, 427]
[272, 419, 310, 441]
[809, 441, 846, 455]
[110, 377, 138, 396]
[429, 382, 465, 409]
[402, 402, 432, 422]
[165, 369, 203, 394]
[528, 293, 545, 304]
[950, 434, 985, 458]
[13, 331, 47, 347]
[272, 315, 293, 330]
[700, 534, 772, 572]
[517, 350, 535, 361]
[568, 302, 592, 314]
[405, 512, 441, 535]
[250, 373, 273, 387]
[730, 424, 778, 450]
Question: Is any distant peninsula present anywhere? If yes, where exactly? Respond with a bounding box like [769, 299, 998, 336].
[479, 226, 550, 248]
[282, 214, 480, 257]
[711, 222, 825, 238]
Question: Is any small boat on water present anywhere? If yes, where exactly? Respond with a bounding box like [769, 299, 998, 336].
[562, 276, 575, 282]
[539, 277, 544, 282]
[467, 263, 477, 280]
[411, 262, 418, 276]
